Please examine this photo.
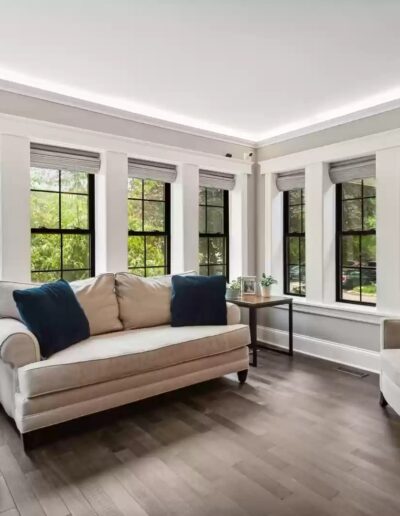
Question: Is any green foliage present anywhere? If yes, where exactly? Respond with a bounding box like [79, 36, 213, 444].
[260, 273, 277, 287]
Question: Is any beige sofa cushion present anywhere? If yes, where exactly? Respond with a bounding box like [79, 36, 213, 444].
[18, 324, 250, 398]
[116, 272, 194, 330]
[70, 274, 122, 335]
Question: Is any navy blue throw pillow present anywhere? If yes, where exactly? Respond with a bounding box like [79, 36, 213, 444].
[171, 275, 227, 327]
[13, 280, 90, 358]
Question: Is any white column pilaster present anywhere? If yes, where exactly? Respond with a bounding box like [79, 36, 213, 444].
[0, 134, 30, 281]
[171, 163, 199, 273]
[265, 172, 283, 294]
[229, 173, 248, 280]
[95, 151, 128, 273]
[376, 147, 400, 313]
[305, 162, 333, 303]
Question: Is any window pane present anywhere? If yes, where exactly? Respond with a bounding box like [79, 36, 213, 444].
[288, 189, 301, 205]
[341, 268, 361, 302]
[128, 178, 142, 198]
[342, 199, 362, 231]
[342, 180, 362, 200]
[31, 271, 60, 283]
[199, 206, 206, 234]
[31, 234, 61, 272]
[61, 171, 88, 193]
[299, 237, 305, 265]
[199, 265, 208, 276]
[299, 266, 306, 296]
[207, 188, 224, 206]
[209, 237, 225, 264]
[342, 235, 360, 267]
[146, 236, 165, 267]
[31, 168, 59, 191]
[288, 237, 300, 265]
[199, 237, 208, 265]
[144, 180, 164, 201]
[31, 191, 60, 229]
[143, 201, 164, 231]
[128, 200, 143, 231]
[128, 236, 145, 268]
[146, 267, 166, 277]
[209, 265, 225, 276]
[130, 268, 145, 277]
[199, 187, 206, 205]
[288, 265, 301, 295]
[63, 270, 91, 282]
[361, 235, 376, 267]
[363, 178, 376, 197]
[63, 234, 90, 270]
[61, 193, 88, 229]
[360, 268, 376, 304]
[363, 197, 376, 230]
[288, 206, 301, 233]
[207, 207, 224, 233]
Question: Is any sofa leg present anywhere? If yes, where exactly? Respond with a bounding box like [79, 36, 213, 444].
[21, 431, 37, 452]
[379, 391, 388, 408]
[237, 369, 248, 384]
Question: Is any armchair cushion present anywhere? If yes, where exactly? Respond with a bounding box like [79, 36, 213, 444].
[381, 349, 400, 388]
[0, 318, 40, 367]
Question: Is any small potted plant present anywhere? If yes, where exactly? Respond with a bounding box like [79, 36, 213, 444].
[259, 273, 277, 297]
[226, 277, 242, 299]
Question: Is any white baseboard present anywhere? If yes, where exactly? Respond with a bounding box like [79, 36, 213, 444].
[257, 325, 380, 374]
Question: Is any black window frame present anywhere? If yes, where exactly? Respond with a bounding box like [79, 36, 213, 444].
[199, 187, 229, 281]
[336, 180, 376, 306]
[128, 179, 171, 277]
[30, 169, 95, 281]
[283, 188, 305, 297]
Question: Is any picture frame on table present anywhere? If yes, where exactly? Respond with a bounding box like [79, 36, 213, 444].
[241, 276, 257, 295]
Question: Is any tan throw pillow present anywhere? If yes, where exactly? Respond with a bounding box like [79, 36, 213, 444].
[71, 274, 123, 335]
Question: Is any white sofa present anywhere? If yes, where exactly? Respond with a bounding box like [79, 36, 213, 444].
[380, 319, 400, 415]
[0, 273, 250, 447]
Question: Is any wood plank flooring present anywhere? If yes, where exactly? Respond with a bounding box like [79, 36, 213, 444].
[1, 350, 400, 516]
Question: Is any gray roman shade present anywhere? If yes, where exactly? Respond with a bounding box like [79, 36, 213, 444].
[329, 156, 375, 184]
[275, 169, 305, 191]
[128, 158, 177, 183]
[30, 143, 101, 173]
[199, 170, 235, 191]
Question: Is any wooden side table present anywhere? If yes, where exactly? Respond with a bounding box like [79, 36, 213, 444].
[229, 295, 293, 367]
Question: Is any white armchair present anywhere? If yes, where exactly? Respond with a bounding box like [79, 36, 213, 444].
[380, 319, 400, 415]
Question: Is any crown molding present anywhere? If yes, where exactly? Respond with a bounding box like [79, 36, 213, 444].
[0, 79, 255, 148]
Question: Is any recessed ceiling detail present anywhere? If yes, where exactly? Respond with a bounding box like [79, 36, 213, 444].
[1, 1, 400, 145]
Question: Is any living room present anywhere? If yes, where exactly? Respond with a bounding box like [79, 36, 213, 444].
[0, 1, 399, 515]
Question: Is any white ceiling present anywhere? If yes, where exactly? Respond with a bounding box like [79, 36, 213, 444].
[1, 0, 400, 144]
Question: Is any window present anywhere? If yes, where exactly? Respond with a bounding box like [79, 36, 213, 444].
[283, 188, 305, 296]
[30, 168, 95, 282]
[128, 178, 170, 276]
[336, 178, 376, 305]
[199, 187, 229, 279]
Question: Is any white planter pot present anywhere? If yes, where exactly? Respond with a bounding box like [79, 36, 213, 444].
[226, 289, 241, 300]
[260, 285, 271, 297]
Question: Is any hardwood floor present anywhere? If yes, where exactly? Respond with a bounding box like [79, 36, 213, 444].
[1, 349, 400, 516]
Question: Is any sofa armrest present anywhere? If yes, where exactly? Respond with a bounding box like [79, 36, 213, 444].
[0, 318, 40, 367]
[381, 319, 400, 350]
[227, 302, 241, 325]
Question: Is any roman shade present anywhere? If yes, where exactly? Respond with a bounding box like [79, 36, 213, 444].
[30, 144, 101, 174]
[199, 170, 235, 191]
[275, 170, 305, 191]
[329, 156, 375, 184]
[128, 158, 177, 183]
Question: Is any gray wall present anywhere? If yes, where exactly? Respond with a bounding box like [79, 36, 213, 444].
[255, 109, 400, 353]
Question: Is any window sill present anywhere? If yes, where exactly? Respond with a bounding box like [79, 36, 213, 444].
[272, 296, 391, 325]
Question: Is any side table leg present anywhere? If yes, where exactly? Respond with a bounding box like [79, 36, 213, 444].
[249, 307, 258, 367]
[288, 301, 293, 356]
